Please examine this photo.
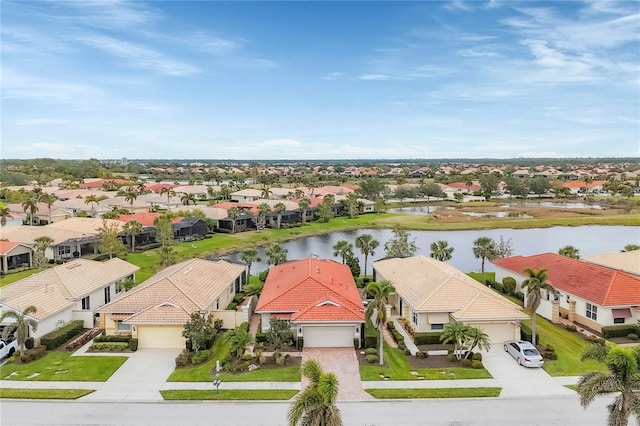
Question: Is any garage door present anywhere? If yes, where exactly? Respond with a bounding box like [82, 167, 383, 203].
[473, 323, 517, 345]
[137, 325, 185, 349]
[303, 326, 355, 348]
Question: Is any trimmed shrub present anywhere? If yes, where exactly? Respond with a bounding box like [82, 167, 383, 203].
[543, 351, 558, 360]
[386, 321, 395, 331]
[601, 325, 640, 339]
[520, 324, 533, 342]
[191, 349, 211, 365]
[413, 332, 442, 345]
[627, 333, 639, 341]
[565, 324, 577, 332]
[255, 332, 268, 344]
[233, 293, 245, 304]
[544, 344, 555, 352]
[19, 346, 46, 363]
[88, 342, 129, 352]
[226, 302, 238, 311]
[472, 352, 483, 361]
[365, 354, 379, 364]
[514, 291, 525, 302]
[364, 326, 378, 349]
[129, 338, 138, 351]
[40, 320, 84, 350]
[94, 335, 132, 343]
[490, 280, 504, 294]
[24, 337, 34, 350]
[175, 349, 193, 367]
[416, 351, 429, 359]
[364, 348, 379, 356]
[471, 360, 483, 369]
[460, 358, 473, 368]
[502, 277, 517, 296]
[258, 269, 269, 282]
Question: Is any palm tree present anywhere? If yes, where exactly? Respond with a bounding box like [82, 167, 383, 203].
[430, 240, 454, 261]
[256, 203, 271, 231]
[345, 192, 360, 218]
[288, 359, 342, 426]
[576, 346, 640, 426]
[365, 280, 395, 366]
[0, 305, 38, 355]
[472, 236, 497, 283]
[124, 190, 138, 210]
[261, 187, 273, 199]
[0, 206, 13, 226]
[298, 198, 311, 224]
[123, 220, 143, 252]
[355, 233, 379, 279]
[273, 203, 287, 230]
[558, 245, 581, 259]
[181, 193, 196, 206]
[33, 236, 53, 269]
[240, 248, 261, 277]
[22, 197, 39, 226]
[265, 242, 288, 266]
[440, 321, 471, 360]
[39, 193, 58, 224]
[522, 267, 555, 346]
[465, 326, 491, 357]
[227, 206, 240, 234]
[84, 194, 105, 217]
[332, 240, 353, 264]
[160, 187, 176, 208]
[224, 326, 254, 359]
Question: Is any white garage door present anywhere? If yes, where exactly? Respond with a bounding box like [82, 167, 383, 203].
[473, 323, 517, 345]
[137, 325, 185, 349]
[303, 326, 355, 348]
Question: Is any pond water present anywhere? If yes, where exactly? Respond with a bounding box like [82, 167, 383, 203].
[224, 225, 639, 275]
[387, 206, 454, 215]
[502, 202, 602, 210]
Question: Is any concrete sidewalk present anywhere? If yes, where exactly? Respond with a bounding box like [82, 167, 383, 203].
[391, 315, 419, 355]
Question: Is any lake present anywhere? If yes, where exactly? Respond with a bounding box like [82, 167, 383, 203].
[224, 225, 640, 274]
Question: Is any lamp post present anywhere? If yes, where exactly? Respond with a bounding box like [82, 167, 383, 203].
[212, 360, 221, 394]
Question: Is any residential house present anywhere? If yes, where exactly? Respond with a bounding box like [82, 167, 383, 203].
[492, 253, 640, 332]
[583, 250, 640, 278]
[98, 259, 247, 349]
[255, 258, 364, 348]
[373, 255, 528, 343]
[230, 189, 263, 203]
[5, 202, 74, 225]
[0, 258, 139, 343]
[0, 242, 33, 274]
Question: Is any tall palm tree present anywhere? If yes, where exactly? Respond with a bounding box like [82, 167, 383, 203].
[123, 220, 143, 252]
[124, 190, 138, 210]
[472, 236, 497, 283]
[576, 346, 640, 426]
[33, 236, 54, 269]
[332, 240, 353, 264]
[365, 280, 395, 366]
[227, 206, 240, 234]
[0, 305, 38, 355]
[345, 192, 360, 218]
[256, 203, 271, 231]
[274, 202, 286, 229]
[558, 245, 581, 259]
[181, 193, 196, 206]
[265, 242, 288, 266]
[430, 240, 454, 261]
[0, 206, 13, 226]
[298, 198, 311, 224]
[288, 359, 342, 426]
[22, 197, 39, 226]
[38, 193, 58, 224]
[240, 248, 261, 277]
[160, 187, 176, 208]
[355, 233, 379, 279]
[84, 194, 105, 217]
[440, 321, 471, 360]
[522, 267, 555, 346]
[465, 326, 491, 358]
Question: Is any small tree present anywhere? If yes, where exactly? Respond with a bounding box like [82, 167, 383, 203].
[182, 312, 215, 353]
[384, 226, 418, 258]
[224, 325, 254, 359]
[430, 240, 454, 261]
[266, 318, 294, 351]
[122, 220, 143, 252]
[97, 219, 127, 259]
[558, 245, 581, 259]
[33, 236, 53, 270]
[240, 248, 261, 277]
[472, 236, 497, 282]
[0, 305, 38, 355]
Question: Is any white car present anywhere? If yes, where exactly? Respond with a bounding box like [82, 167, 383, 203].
[504, 340, 544, 368]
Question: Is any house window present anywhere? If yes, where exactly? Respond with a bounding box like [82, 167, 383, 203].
[57, 246, 71, 256]
[216, 298, 219, 310]
[81, 296, 90, 310]
[116, 321, 130, 331]
[586, 303, 597, 321]
[431, 323, 444, 331]
[614, 318, 625, 324]
[229, 285, 233, 295]
[104, 287, 111, 304]
[412, 312, 418, 325]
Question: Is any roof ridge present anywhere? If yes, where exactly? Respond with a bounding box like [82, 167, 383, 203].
[51, 265, 73, 300]
[165, 274, 206, 310]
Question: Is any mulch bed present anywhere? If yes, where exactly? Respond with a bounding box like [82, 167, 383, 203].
[356, 344, 463, 369]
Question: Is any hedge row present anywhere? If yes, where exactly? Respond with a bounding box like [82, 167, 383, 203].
[601, 325, 640, 339]
[520, 324, 533, 343]
[40, 320, 84, 350]
[89, 342, 130, 352]
[93, 335, 138, 351]
[413, 332, 443, 345]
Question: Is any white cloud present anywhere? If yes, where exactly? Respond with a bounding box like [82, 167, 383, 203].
[444, 0, 473, 12]
[358, 74, 390, 81]
[321, 72, 344, 80]
[15, 119, 69, 126]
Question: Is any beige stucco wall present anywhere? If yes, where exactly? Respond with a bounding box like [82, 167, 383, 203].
[135, 325, 185, 349]
[211, 309, 244, 330]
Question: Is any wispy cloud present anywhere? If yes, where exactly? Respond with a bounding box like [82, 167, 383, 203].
[56, 0, 160, 30]
[321, 72, 344, 80]
[15, 119, 70, 126]
[358, 74, 390, 81]
[443, 0, 473, 12]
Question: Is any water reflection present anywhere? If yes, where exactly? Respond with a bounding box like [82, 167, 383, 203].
[502, 202, 602, 210]
[387, 206, 454, 215]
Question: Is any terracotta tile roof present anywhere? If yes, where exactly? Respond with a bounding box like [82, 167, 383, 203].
[0, 241, 20, 255]
[492, 253, 640, 306]
[373, 256, 527, 321]
[0, 258, 139, 321]
[98, 258, 246, 324]
[256, 258, 364, 323]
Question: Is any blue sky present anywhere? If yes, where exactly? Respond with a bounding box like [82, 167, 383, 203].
[2, 0, 639, 160]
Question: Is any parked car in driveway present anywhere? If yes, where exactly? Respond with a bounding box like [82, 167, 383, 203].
[504, 340, 544, 368]
[0, 337, 18, 359]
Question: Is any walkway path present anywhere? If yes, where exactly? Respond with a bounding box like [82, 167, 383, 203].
[390, 315, 419, 355]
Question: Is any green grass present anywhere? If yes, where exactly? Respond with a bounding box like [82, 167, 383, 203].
[0, 352, 127, 381]
[524, 315, 606, 376]
[0, 269, 41, 287]
[167, 339, 301, 382]
[565, 385, 577, 391]
[359, 344, 491, 381]
[0, 388, 94, 399]
[366, 387, 502, 399]
[160, 389, 298, 400]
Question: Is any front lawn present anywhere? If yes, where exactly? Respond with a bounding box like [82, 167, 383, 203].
[359, 344, 491, 381]
[161, 389, 298, 400]
[0, 388, 94, 399]
[167, 338, 301, 382]
[366, 387, 501, 399]
[0, 352, 127, 381]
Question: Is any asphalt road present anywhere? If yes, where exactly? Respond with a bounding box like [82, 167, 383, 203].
[0, 395, 624, 426]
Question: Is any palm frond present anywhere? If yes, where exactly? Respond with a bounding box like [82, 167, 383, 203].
[582, 343, 610, 362]
[301, 359, 323, 384]
[576, 371, 617, 407]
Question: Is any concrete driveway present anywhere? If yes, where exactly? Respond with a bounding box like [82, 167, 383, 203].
[302, 347, 373, 401]
[482, 344, 575, 397]
[81, 348, 181, 401]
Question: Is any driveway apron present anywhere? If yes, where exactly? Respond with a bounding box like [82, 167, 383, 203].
[81, 348, 181, 401]
[301, 347, 372, 401]
[482, 345, 575, 397]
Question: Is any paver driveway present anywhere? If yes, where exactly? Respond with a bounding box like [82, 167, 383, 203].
[301, 347, 372, 401]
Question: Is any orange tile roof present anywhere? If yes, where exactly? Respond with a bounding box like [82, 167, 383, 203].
[492, 253, 640, 306]
[256, 258, 363, 323]
[0, 241, 20, 255]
